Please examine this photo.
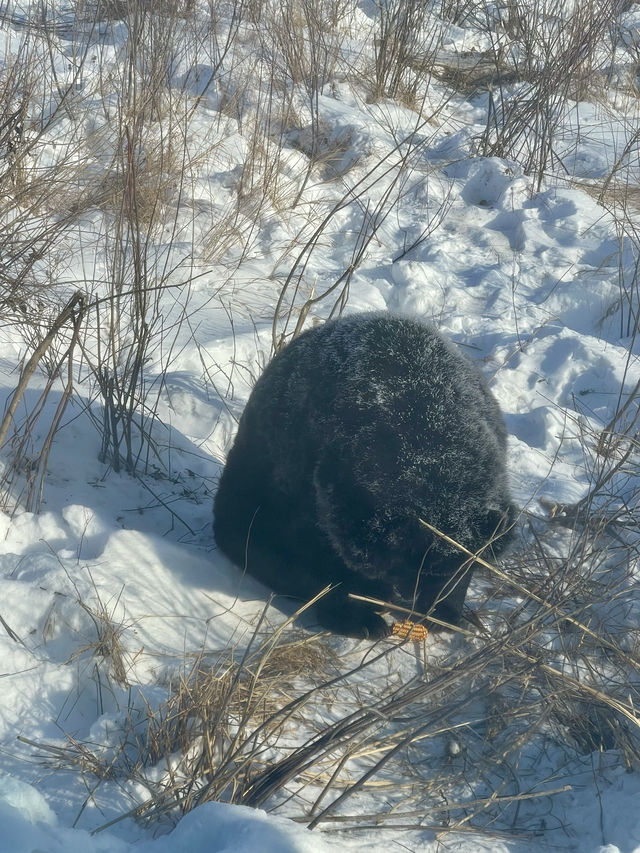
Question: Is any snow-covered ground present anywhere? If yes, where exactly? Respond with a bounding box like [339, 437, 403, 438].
[1, 0, 640, 850]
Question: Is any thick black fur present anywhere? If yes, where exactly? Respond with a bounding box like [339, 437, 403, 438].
[213, 313, 515, 638]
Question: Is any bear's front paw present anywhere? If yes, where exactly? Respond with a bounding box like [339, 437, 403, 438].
[314, 597, 391, 639]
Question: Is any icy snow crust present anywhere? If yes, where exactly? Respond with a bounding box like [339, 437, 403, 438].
[0, 0, 639, 851]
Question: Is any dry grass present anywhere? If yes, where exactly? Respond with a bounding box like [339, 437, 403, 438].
[0, 0, 631, 497]
[3, 0, 640, 843]
[19, 452, 640, 838]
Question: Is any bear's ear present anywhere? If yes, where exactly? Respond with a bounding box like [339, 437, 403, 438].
[482, 505, 514, 542]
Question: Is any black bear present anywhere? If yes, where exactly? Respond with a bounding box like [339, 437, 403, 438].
[213, 312, 514, 638]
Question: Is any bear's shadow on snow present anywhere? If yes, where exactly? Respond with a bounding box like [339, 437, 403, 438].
[0, 388, 222, 571]
[213, 313, 516, 639]
[1, 386, 299, 622]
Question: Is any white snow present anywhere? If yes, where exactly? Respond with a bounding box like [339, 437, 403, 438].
[1, 0, 640, 851]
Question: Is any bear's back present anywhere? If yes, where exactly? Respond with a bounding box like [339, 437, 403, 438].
[239, 313, 507, 507]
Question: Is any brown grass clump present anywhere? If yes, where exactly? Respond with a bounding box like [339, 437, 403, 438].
[18, 499, 640, 840]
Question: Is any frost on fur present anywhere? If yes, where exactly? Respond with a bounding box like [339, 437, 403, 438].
[213, 313, 515, 638]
